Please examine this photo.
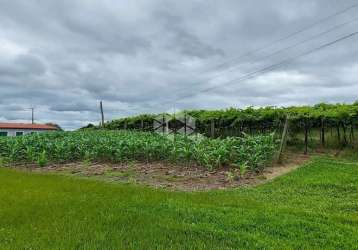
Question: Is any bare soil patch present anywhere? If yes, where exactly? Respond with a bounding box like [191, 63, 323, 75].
[251, 153, 310, 186]
[17, 153, 310, 191]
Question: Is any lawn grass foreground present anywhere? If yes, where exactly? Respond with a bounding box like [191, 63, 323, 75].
[0, 156, 358, 249]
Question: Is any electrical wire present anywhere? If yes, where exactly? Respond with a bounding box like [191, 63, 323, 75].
[200, 2, 358, 72]
[160, 31, 358, 106]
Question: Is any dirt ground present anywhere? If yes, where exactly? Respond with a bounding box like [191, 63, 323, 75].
[16, 153, 310, 191]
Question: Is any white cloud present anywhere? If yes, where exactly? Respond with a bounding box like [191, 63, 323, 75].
[0, 38, 28, 57]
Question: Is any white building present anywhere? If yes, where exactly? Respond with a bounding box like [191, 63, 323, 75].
[0, 123, 58, 137]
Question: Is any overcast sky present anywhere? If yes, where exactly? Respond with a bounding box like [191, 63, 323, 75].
[0, 0, 358, 130]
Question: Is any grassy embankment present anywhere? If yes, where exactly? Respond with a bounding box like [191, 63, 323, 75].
[0, 155, 358, 249]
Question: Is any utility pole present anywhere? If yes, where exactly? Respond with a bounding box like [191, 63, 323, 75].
[26, 108, 34, 124]
[100, 101, 105, 127]
[31, 108, 34, 124]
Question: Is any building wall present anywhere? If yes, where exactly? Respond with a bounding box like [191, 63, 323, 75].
[0, 128, 55, 137]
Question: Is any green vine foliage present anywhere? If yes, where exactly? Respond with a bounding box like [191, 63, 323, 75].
[92, 103, 358, 141]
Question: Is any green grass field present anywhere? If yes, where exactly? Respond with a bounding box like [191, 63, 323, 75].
[1, 157, 358, 249]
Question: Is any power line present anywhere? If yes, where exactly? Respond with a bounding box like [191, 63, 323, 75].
[173, 15, 358, 97]
[201, 2, 358, 73]
[259, 16, 358, 61]
[146, 3, 358, 114]
[161, 31, 358, 106]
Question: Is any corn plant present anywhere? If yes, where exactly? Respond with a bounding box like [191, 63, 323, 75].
[0, 131, 276, 170]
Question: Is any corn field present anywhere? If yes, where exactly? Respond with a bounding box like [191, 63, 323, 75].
[0, 131, 276, 170]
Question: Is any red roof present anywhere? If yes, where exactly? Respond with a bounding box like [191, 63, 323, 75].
[0, 123, 58, 130]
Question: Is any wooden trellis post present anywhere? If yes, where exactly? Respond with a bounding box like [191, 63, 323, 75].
[162, 114, 165, 135]
[304, 122, 309, 155]
[184, 112, 187, 136]
[277, 115, 289, 163]
[210, 120, 215, 138]
[321, 118, 325, 147]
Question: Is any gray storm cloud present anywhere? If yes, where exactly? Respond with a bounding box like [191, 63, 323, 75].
[0, 0, 358, 130]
